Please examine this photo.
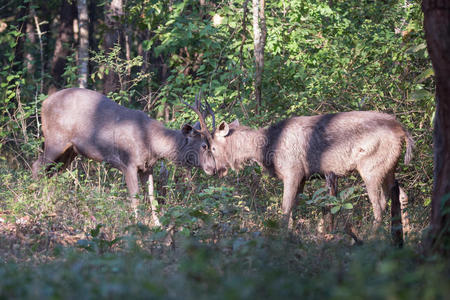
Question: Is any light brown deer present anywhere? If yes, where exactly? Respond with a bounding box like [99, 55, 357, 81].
[208, 111, 413, 244]
[32, 88, 216, 222]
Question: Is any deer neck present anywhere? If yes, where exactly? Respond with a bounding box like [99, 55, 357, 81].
[229, 128, 266, 169]
[148, 124, 185, 163]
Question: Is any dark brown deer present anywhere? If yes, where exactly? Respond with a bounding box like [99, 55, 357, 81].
[32, 88, 216, 222]
[209, 111, 413, 242]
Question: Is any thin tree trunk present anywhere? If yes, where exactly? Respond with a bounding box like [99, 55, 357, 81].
[25, 15, 35, 75]
[77, 0, 89, 88]
[49, 0, 76, 94]
[423, 0, 450, 255]
[30, 8, 44, 94]
[125, 30, 131, 81]
[103, 0, 123, 94]
[259, 0, 267, 106]
[236, 0, 249, 104]
[252, 0, 266, 114]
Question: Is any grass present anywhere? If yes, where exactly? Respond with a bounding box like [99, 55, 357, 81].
[0, 157, 448, 299]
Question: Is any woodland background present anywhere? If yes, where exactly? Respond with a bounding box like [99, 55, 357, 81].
[0, 0, 448, 298]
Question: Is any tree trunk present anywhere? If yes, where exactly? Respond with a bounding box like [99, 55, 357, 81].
[252, 0, 266, 114]
[30, 8, 45, 94]
[77, 0, 89, 88]
[25, 14, 36, 75]
[49, 0, 76, 94]
[423, 0, 450, 255]
[236, 0, 249, 109]
[103, 0, 123, 94]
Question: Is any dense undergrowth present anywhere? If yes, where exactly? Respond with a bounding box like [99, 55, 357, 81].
[1, 234, 448, 299]
[0, 157, 448, 299]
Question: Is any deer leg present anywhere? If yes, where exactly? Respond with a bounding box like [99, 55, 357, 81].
[32, 155, 48, 179]
[138, 169, 150, 202]
[281, 176, 301, 230]
[364, 179, 385, 233]
[32, 142, 72, 178]
[297, 179, 306, 199]
[124, 166, 139, 219]
[390, 179, 403, 247]
[59, 147, 77, 172]
[399, 186, 410, 235]
[157, 161, 169, 200]
[320, 173, 338, 233]
[139, 169, 161, 226]
[381, 170, 404, 246]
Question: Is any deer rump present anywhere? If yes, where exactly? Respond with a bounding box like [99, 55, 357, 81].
[262, 112, 413, 181]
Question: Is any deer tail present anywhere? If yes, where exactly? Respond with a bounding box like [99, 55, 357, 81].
[403, 130, 415, 165]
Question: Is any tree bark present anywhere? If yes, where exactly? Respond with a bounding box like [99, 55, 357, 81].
[103, 0, 123, 94]
[30, 8, 44, 94]
[77, 0, 89, 88]
[423, 0, 450, 255]
[25, 14, 36, 75]
[252, 0, 266, 114]
[49, 0, 76, 94]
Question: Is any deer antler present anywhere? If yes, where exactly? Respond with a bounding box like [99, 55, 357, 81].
[182, 91, 215, 140]
[202, 97, 216, 132]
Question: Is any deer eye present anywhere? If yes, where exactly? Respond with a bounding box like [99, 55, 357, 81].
[202, 144, 207, 150]
[212, 146, 216, 152]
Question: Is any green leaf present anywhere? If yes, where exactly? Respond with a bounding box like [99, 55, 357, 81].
[312, 187, 328, 200]
[331, 206, 341, 214]
[415, 68, 434, 83]
[339, 187, 355, 200]
[143, 39, 154, 51]
[6, 74, 18, 82]
[189, 209, 210, 221]
[405, 43, 427, 54]
[409, 90, 434, 101]
[90, 224, 103, 238]
[263, 218, 279, 229]
[343, 203, 353, 210]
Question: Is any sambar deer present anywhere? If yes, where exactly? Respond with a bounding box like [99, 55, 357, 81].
[208, 111, 414, 243]
[32, 88, 216, 222]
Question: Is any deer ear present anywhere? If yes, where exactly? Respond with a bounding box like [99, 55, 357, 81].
[229, 119, 240, 129]
[217, 121, 230, 137]
[192, 121, 201, 131]
[181, 124, 194, 135]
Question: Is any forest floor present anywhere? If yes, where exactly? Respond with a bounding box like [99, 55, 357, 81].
[0, 160, 448, 299]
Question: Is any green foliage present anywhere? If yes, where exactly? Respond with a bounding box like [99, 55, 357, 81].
[0, 14, 42, 156]
[77, 224, 122, 254]
[0, 25, 24, 143]
[61, 52, 80, 88]
[0, 222, 449, 299]
[90, 44, 151, 105]
[306, 186, 357, 214]
[0, 154, 446, 298]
